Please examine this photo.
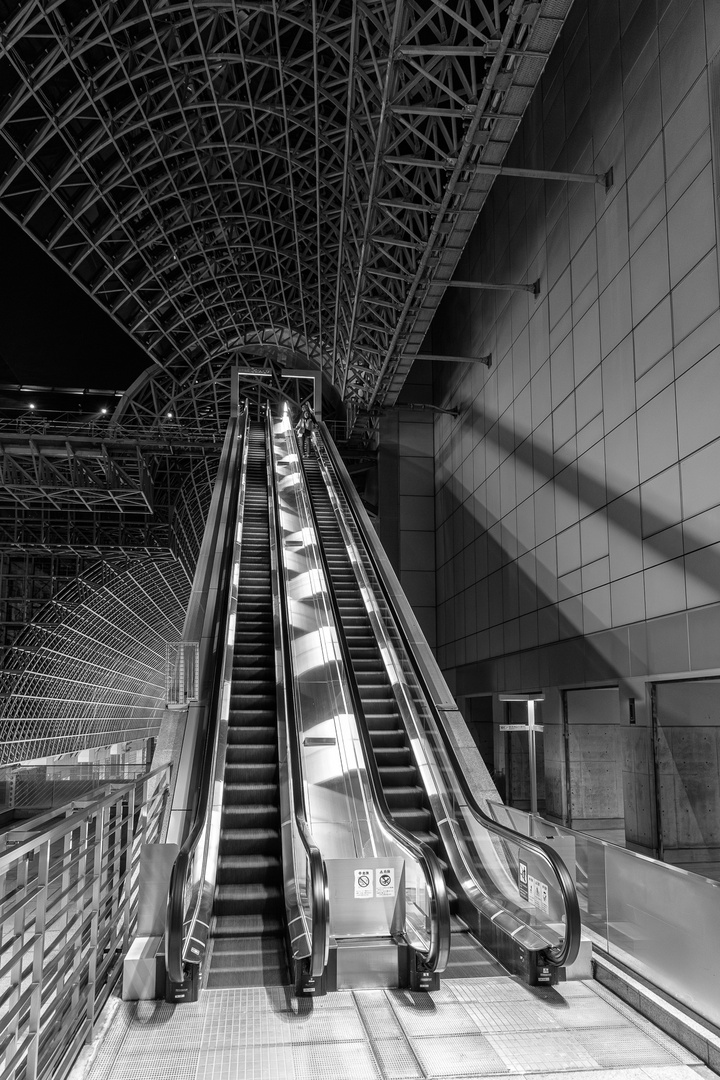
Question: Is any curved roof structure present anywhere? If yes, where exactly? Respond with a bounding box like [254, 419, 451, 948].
[0, 0, 571, 419]
[0, 0, 573, 765]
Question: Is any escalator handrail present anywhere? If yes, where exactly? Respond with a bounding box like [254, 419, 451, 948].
[296, 435, 451, 975]
[316, 423, 581, 968]
[266, 409, 329, 978]
[165, 405, 248, 983]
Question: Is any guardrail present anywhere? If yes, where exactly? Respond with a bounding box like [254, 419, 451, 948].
[0, 764, 172, 1080]
[487, 801, 720, 1030]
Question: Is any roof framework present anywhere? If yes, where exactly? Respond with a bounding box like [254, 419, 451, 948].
[0, 0, 571, 418]
[0, 0, 573, 764]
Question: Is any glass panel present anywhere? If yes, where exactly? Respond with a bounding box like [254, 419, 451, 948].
[487, 800, 720, 1029]
[606, 846, 720, 1027]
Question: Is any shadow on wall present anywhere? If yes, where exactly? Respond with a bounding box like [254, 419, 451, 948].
[439, 398, 720, 692]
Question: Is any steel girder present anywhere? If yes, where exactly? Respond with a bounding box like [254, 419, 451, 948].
[0, 0, 572, 422]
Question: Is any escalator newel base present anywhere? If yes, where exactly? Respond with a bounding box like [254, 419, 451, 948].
[515, 946, 559, 987]
[295, 951, 333, 997]
[399, 944, 440, 993]
[165, 963, 201, 1004]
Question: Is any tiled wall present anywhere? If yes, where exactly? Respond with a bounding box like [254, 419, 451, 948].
[378, 362, 437, 648]
[425, 0, 720, 848]
[433, 0, 720, 685]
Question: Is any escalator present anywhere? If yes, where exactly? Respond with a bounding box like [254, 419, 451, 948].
[303, 453, 494, 978]
[206, 422, 290, 988]
[166, 411, 576, 1000]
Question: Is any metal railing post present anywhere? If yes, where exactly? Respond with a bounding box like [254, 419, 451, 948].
[86, 803, 106, 1043]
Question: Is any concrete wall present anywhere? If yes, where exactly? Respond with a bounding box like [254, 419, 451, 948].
[378, 362, 437, 648]
[412, 0, 720, 854]
[655, 680, 720, 863]
[564, 687, 624, 830]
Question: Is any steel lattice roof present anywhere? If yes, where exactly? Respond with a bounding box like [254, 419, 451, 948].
[0, 0, 571, 419]
[0, 0, 573, 765]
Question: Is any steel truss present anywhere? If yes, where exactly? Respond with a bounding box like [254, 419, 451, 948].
[0, 0, 571, 419]
[0, 557, 190, 764]
[0, 0, 573, 764]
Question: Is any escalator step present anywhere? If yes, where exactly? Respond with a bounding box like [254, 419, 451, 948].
[225, 763, 278, 783]
[212, 914, 284, 937]
[222, 804, 279, 828]
[219, 828, 280, 855]
[223, 783, 279, 805]
[384, 786, 426, 809]
[216, 855, 281, 886]
[214, 883, 283, 917]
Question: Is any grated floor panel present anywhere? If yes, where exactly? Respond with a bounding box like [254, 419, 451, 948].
[73, 975, 708, 1080]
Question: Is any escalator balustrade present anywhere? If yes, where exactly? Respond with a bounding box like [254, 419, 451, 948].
[207, 423, 291, 988]
[302, 452, 494, 978]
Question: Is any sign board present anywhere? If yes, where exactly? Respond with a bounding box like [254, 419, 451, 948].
[326, 857, 405, 937]
[518, 858, 528, 901]
[528, 874, 549, 914]
[375, 867, 395, 898]
[354, 869, 373, 899]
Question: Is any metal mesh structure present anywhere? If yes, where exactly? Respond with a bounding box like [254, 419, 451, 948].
[0, 557, 190, 765]
[0, 437, 219, 766]
[0, 0, 574, 763]
[0, 0, 572, 421]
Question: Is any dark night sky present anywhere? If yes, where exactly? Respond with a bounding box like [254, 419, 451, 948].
[0, 213, 150, 398]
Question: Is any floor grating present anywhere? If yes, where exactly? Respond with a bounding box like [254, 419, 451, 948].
[74, 976, 709, 1080]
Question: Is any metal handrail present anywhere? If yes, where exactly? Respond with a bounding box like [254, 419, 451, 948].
[316, 423, 581, 968]
[265, 408, 329, 979]
[296, 432, 451, 975]
[0, 763, 171, 1080]
[165, 405, 247, 983]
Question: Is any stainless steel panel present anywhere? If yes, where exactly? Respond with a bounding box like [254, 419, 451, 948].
[326, 858, 405, 938]
[336, 939, 400, 990]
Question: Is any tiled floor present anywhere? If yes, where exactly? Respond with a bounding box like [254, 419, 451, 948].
[73, 977, 716, 1080]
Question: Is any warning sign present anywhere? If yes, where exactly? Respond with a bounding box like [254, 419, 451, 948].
[375, 867, 395, 898]
[518, 859, 528, 901]
[528, 874, 549, 915]
[354, 869, 373, 899]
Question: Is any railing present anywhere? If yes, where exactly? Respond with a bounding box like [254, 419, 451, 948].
[0, 764, 171, 1080]
[164, 404, 247, 984]
[266, 409, 329, 982]
[295, 429, 450, 976]
[316, 424, 581, 968]
[487, 801, 720, 1030]
[0, 764, 149, 811]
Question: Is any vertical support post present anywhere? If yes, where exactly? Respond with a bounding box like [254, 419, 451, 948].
[86, 804, 106, 1042]
[499, 693, 545, 816]
[121, 787, 135, 951]
[527, 701, 538, 817]
[26, 839, 50, 1080]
